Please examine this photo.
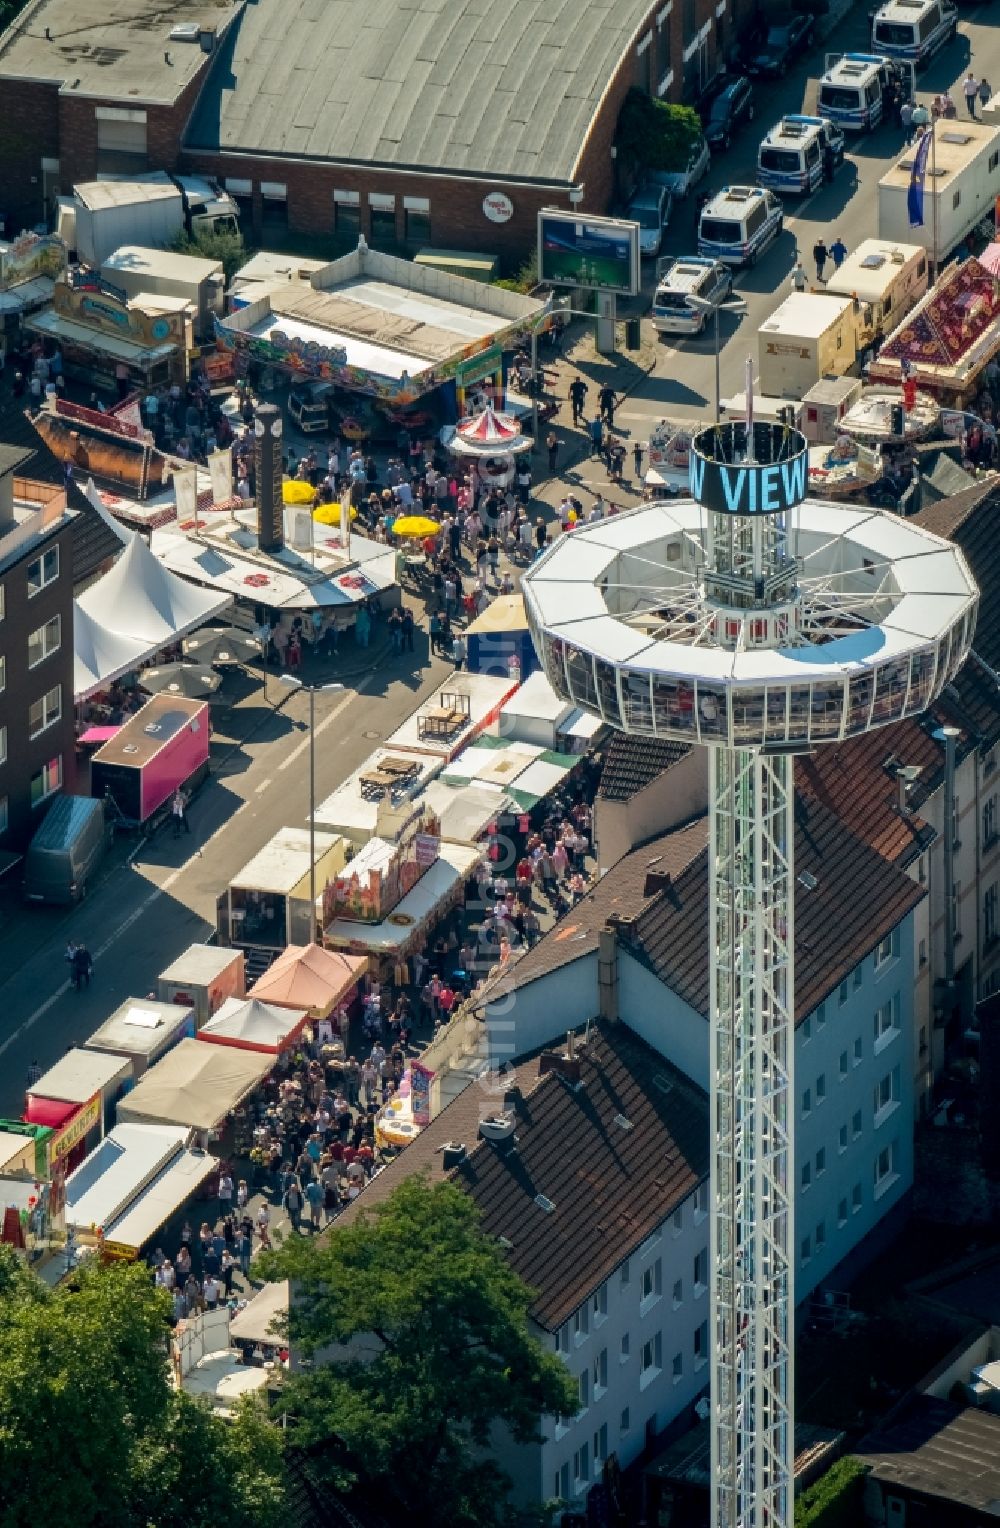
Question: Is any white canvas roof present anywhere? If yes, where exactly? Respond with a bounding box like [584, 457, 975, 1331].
[65, 1121, 192, 1234]
[229, 1279, 289, 1346]
[30, 1046, 131, 1105]
[77, 531, 231, 649]
[74, 600, 157, 701]
[115, 1038, 274, 1130]
[421, 780, 508, 844]
[199, 996, 310, 1052]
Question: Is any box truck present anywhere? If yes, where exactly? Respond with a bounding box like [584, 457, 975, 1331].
[71, 172, 239, 268]
[100, 245, 224, 341]
[878, 123, 1000, 260]
[824, 238, 928, 348]
[90, 695, 210, 828]
[758, 292, 859, 398]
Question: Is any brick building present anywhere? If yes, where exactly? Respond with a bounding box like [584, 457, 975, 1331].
[0, 446, 77, 854]
[0, 0, 750, 261]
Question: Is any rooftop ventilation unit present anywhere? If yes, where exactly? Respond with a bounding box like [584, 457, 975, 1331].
[169, 23, 200, 41]
[534, 1193, 556, 1214]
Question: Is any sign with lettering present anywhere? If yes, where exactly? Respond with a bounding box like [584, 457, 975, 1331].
[689, 424, 809, 516]
[49, 1094, 101, 1163]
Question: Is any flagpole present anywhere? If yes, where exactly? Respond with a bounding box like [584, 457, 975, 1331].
[931, 117, 939, 281]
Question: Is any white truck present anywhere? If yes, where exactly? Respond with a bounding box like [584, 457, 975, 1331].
[64, 172, 239, 268]
[878, 123, 1000, 260]
[100, 245, 225, 342]
[824, 238, 928, 349]
[758, 291, 859, 397]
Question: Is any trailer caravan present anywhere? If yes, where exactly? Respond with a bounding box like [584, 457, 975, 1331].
[824, 239, 928, 349]
[878, 123, 1000, 260]
[758, 293, 858, 398]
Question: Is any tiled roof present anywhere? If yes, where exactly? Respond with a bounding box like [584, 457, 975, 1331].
[796, 724, 939, 868]
[0, 397, 123, 586]
[337, 1022, 709, 1332]
[857, 1397, 1000, 1514]
[598, 733, 691, 802]
[496, 785, 924, 1026]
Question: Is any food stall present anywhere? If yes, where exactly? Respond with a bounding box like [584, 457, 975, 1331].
[157, 943, 246, 1025]
[465, 594, 535, 680]
[90, 695, 211, 830]
[219, 827, 348, 956]
[444, 405, 533, 494]
[25, 276, 189, 394]
[499, 668, 603, 752]
[383, 673, 519, 763]
[311, 746, 441, 848]
[198, 996, 311, 1054]
[644, 422, 696, 498]
[248, 942, 367, 1020]
[64, 1121, 215, 1259]
[868, 257, 1000, 407]
[84, 997, 196, 1080]
[27, 1048, 133, 1136]
[5, 1100, 100, 1227]
[115, 1038, 275, 1142]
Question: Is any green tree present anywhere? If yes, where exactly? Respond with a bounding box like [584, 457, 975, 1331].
[256, 1176, 579, 1528]
[615, 88, 704, 173]
[0, 1251, 286, 1528]
[171, 227, 249, 283]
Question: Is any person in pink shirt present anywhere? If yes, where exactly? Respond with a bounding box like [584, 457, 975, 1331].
[438, 983, 455, 1017]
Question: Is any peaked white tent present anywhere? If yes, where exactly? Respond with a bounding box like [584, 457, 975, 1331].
[198, 995, 310, 1054]
[74, 601, 153, 701]
[77, 532, 231, 649]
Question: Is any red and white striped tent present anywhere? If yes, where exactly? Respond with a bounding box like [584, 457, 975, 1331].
[449, 405, 532, 457]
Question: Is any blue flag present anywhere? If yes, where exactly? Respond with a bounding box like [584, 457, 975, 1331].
[908, 128, 933, 228]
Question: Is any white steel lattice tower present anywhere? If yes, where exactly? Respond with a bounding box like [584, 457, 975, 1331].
[522, 415, 978, 1528]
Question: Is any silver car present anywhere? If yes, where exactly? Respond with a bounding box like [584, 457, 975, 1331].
[626, 185, 674, 259]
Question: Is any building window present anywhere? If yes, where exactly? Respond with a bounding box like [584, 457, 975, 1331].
[260, 181, 288, 234]
[225, 177, 253, 225]
[594, 1422, 608, 1472]
[95, 106, 147, 174]
[620, 1332, 630, 1362]
[854, 1035, 863, 1065]
[29, 684, 61, 740]
[671, 1206, 683, 1234]
[0, 654, 5, 693]
[369, 192, 396, 244]
[838, 980, 848, 1005]
[802, 1016, 811, 1043]
[874, 1140, 899, 1198]
[0, 796, 7, 835]
[641, 1259, 662, 1310]
[403, 195, 431, 243]
[816, 1147, 826, 1177]
[801, 1234, 811, 1264]
[672, 1350, 683, 1383]
[30, 755, 62, 808]
[640, 1333, 662, 1388]
[593, 1283, 608, 1323]
[333, 189, 361, 237]
[854, 964, 864, 989]
[953, 880, 962, 939]
[815, 1219, 827, 1251]
[852, 1109, 863, 1140]
[985, 795, 998, 847]
[802, 1086, 811, 1117]
[693, 1181, 708, 1221]
[816, 1001, 826, 1027]
[801, 1160, 812, 1190]
[839, 1124, 848, 1153]
[852, 1181, 863, 1212]
[816, 1072, 827, 1104]
[693, 1248, 708, 1296]
[579, 1370, 589, 1411]
[27, 546, 58, 597]
[694, 1320, 708, 1369]
[620, 1258, 630, 1287]
[559, 1322, 570, 1354]
[573, 1306, 589, 1344]
[874, 931, 897, 970]
[874, 995, 900, 1052]
[572, 1443, 590, 1494]
[839, 1049, 849, 1080]
[0, 727, 6, 768]
[837, 1198, 848, 1228]
[873, 1066, 900, 1126]
[672, 1278, 683, 1308]
[28, 614, 61, 670]
[0, 585, 5, 620]
[592, 1348, 608, 1397]
[620, 1407, 630, 1435]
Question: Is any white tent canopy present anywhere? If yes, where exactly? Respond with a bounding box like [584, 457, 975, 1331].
[77, 531, 231, 649]
[199, 996, 310, 1053]
[115, 1038, 274, 1131]
[74, 602, 161, 702]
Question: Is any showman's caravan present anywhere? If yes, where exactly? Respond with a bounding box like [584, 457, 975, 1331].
[878, 122, 1000, 259]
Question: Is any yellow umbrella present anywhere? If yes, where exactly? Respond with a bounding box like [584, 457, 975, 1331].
[392, 515, 440, 538]
[282, 480, 316, 504]
[313, 502, 357, 525]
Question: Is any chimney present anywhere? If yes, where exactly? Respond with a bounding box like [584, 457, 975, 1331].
[539, 1049, 582, 1087]
[478, 1113, 517, 1156]
[897, 763, 922, 816]
[254, 402, 284, 553]
[442, 1142, 467, 1170]
[598, 920, 619, 1023]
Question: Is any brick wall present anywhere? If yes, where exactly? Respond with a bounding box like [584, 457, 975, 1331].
[0, 80, 59, 233]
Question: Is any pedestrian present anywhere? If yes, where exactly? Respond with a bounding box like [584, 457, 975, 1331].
[812, 238, 828, 281]
[598, 384, 617, 427]
[72, 944, 93, 990]
[589, 414, 603, 457]
[791, 258, 807, 292]
[980, 77, 992, 110]
[900, 98, 914, 140]
[546, 430, 559, 472]
[829, 235, 848, 270]
[203, 1273, 220, 1310]
[218, 1169, 234, 1215]
[401, 606, 414, 652]
[236, 1177, 248, 1212]
[220, 1248, 237, 1296]
[283, 1178, 304, 1231]
[632, 441, 644, 479]
[256, 1200, 272, 1249]
[964, 72, 980, 116]
[568, 375, 588, 425]
[236, 1223, 253, 1278]
[429, 610, 441, 655]
[305, 1176, 324, 1230]
[171, 787, 191, 838]
[452, 631, 467, 670]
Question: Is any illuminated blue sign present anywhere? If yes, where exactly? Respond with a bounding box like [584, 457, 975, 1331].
[689, 422, 809, 515]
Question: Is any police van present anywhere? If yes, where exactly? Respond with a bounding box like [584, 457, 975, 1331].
[756, 115, 846, 195]
[816, 53, 911, 133]
[871, 0, 957, 68]
[651, 256, 733, 335]
[697, 186, 784, 268]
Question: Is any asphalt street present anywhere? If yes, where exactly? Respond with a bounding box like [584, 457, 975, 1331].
[615, 3, 998, 443]
[0, 646, 450, 1116]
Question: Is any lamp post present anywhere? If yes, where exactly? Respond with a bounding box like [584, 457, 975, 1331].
[279, 676, 344, 940]
[687, 292, 748, 422]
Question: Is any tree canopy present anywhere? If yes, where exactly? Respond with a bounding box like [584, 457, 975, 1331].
[171, 227, 249, 283]
[257, 1176, 579, 1528]
[615, 89, 704, 172]
[0, 1249, 286, 1528]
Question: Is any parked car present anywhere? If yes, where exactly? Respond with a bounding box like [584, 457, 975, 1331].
[652, 136, 711, 199]
[288, 382, 336, 434]
[703, 76, 756, 150]
[625, 184, 674, 259]
[746, 14, 815, 75]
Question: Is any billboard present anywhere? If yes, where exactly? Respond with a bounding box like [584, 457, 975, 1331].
[537, 209, 639, 296]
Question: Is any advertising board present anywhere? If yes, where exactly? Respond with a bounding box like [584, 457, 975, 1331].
[537, 210, 640, 296]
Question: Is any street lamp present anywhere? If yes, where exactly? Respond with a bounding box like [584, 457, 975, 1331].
[279, 675, 344, 941]
[687, 291, 748, 422]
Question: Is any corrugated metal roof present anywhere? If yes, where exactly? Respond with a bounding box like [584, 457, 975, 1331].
[186, 0, 653, 182]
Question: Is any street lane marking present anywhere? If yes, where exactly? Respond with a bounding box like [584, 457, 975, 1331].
[277, 679, 374, 772]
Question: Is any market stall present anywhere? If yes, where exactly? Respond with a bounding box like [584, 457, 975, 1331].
[868, 257, 1000, 407]
[198, 996, 310, 1054]
[247, 942, 367, 1019]
[77, 530, 231, 652]
[157, 943, 246, 1025]
[444, 405, 532, 494]
[90, 695, 211, 830]
[383, 673, 519, 762]
[229, 1278, 290, 1363]
[27, 1048, 132, 1136]
[644, 422, 695, 499]
[440, 734, 585, 811]
[116, 1038, 275, 1137]
[26, 278, 188, 394]
[64, 1121, 215, 1258]
[499, 669, 603, 752]
[465, 594, 535, 680]
[84, 997, 196, 1080]
[311, 746, 442, 847]
[220, 827, 348, 956]
[420, 780, 509, 847]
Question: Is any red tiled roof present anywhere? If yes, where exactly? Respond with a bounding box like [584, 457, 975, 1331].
[337, 1022, 709, 1331]
[796, 725, 938, 868]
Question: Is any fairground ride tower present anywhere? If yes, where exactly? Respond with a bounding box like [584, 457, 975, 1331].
[522, 416, 977, 1528]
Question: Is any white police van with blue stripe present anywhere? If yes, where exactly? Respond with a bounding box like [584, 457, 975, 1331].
[872, 0, 956, 68]
[756, 116, 846, 194]
[697, 186, 783, 268]
[817, 53, 910, 133]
